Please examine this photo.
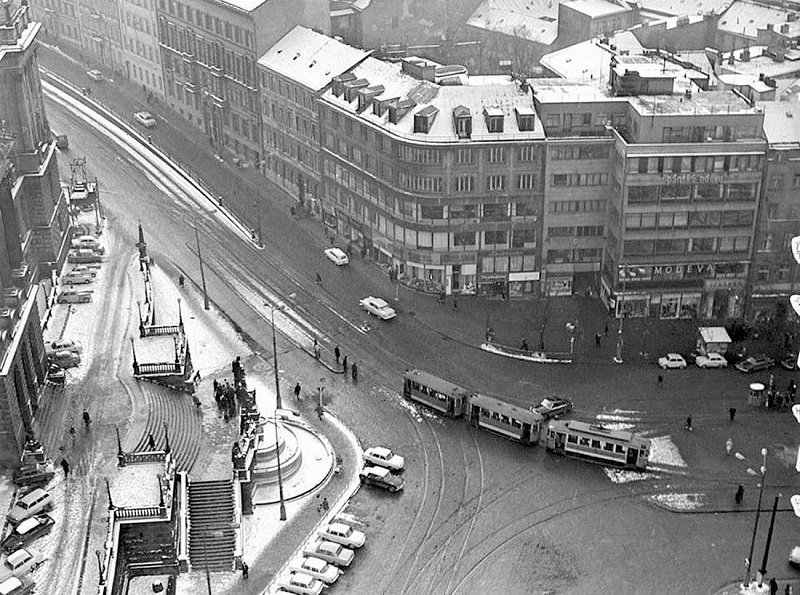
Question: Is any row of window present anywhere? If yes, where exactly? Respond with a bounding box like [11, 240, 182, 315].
[634, 154, 763, 174]
[552, 173, 609, 187]
[160, 0, 253, 49]
[261, 73, 314, 111]
[624, 236, 751, 255]
[625, 210, 754, 230]
[660, 125, 761, 144]
[566, 434, 628, 454]
[547, 226, 604, 238]
[627, 182, 758, 203]
[545, 248, 603, 264]
[548, 199, 607, 214]
[550, 144, 611, 161]
[478, 409, 526, 430]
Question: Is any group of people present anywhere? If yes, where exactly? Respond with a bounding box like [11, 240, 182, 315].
[333, 344, 358, 380]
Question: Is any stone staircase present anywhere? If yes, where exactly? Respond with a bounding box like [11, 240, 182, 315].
[187, 479, 237, 572]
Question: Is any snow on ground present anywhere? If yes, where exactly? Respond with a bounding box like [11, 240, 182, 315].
[648, 435, 688, 469]
[604, 468, 661, 483]
[647, 492, 706, 511]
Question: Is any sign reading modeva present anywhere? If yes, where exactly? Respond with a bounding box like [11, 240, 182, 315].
[662, 173, 724, 185]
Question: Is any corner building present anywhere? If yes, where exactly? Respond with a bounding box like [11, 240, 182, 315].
[319, 58, 546, 298]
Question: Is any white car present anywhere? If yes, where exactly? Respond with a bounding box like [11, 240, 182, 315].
[134, 111, 157, 128]
[657, 353, 687, 370]
[302, 539, 354, 567]
[317, 522, 365, 549]
[0, 547, 43, 581]
[324, 247, 349, 266]
[363, 446, 404, 471]
[290, 556, 341, 584]
[695, 353, 728, 369]
[86, 69, 103, 81]
[359, 296, 396, 320]
[790, 545, 800, 568]
[44, 339, 82, 356]
[277, 571, 324, 595]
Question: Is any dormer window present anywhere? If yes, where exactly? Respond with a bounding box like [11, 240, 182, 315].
[414, 106, 439, 133]
[515, 106, 536, 132]
[453, 106, 472, 139]
[484, 107, 504, 133]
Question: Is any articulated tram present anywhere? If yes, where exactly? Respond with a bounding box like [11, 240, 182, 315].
[403, 369, 650, 469]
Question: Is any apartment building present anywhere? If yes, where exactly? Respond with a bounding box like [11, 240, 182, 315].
[77, 0, 123, 71]
[156, 0, 328, 165]
[750, 102, 800, 321]
[319, 57, 546, 298]
[0, 1, 71, 464]
[257, 27, 369, 210]
[120, 0, 162, 96]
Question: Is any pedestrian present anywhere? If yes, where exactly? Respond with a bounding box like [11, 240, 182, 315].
[789, 379, 797, 404]
[595, 332, 602, 348]
[179, 275, 185, 287]
[684, 415, 692, 431]
[314, 344, 321, 360]
[725, 438, 733, 456]
[452, 297, 458, 311]
[316, 272, 323, 285]
[294, 382, 301, 400]
[342, 356, 348, 374]
[148, 433, 156, 450]
[735, 484, 744, 504]
[316, 404, 324, 419]
[657, 374, 663, 388]
[604, 323, 609, 336]
[242, 562, 249, 579]
[334, 345, 340, 364]
[322, 497, 329, 511]
[351, 362, 358, 381]
[147, 135, 152, 144]
[770, 578, 778, 595]
[729, 407, 737, 421]
[521, 339, 529, 352]
[61, 458, 70, 477]
[785, 584, 792, 595]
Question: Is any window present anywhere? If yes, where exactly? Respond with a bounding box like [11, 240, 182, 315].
[517, 174, 537, 190]
[758, 233, 774, 252]
[483, 203, 508, 219]
[552, 173, 608, 186]
[628, 186, 659, 203]
[518, 146, 537, 162]
[453, 231, 476, 246]
[420, 205, 443, 219]
[515, 202, 537, 216]
[484, 230, 507, 245]
[767, 203, 779, 219]
[548, 226, 574, 238]
[722, 210, 754, 227]
[624, 240, 655, 255]
[718, 236, 749, 253]
[455, 148, 473, 164]
[689, 211, 721, 228]
[487, 147, 506, 163]
[625, 213, 656, 229]
[455, 176, 474, 192]
[771, 174, 784, 188]
[576, 225, 603, 237]
[689, 237, 716, 253]
[487, 116, 503, 133]
[757, 266, 769, 281]
[450, 204, 477, 219]
[779, 265, 790, 281]
[486, 175, 506, 191]
[655, 239, 686, 254]
[512, 229, 536, 247]
[657, 212, 688, 229]
[547, 249, 572, 263]
[728, 183, 756, 201]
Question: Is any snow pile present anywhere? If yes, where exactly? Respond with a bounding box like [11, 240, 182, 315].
[647, 435, 688, 470]
[647, 492, 705, 511]
[480, 343, 572, 364]
[604, 468, 660, 483]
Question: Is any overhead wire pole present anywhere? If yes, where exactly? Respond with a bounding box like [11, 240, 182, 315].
[194, 218, 210, 310]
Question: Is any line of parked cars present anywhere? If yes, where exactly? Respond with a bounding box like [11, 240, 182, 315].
[656, 351, 779, 373]
[0, 487, 55, 593]
[44, 338, 82, 385]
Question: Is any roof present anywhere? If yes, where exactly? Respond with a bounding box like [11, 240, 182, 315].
[562, 0, 631, 19]
[470, 393, 544, 423]
[111, 461, 164, 509]
[540, 35, 645, 82]
[761, 101, 800, 146]
[719, 0, 800, 39]
[466, 0, 559, 45]
[698, 327, 732, 344]
[636, 0, 732, 18]
[627, 89, 759, 117]
[257, 26, 370, 92]
[531, 78, 624, 104]
[403, 369, 472, 397]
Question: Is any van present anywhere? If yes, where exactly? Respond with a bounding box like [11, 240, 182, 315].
[67, 249, 102, 264]
[70, 235, 102, 252]
[7, 489, 52, 524]
[47, 351, 80, 369]
[62, 271, 94, 285]
[56, 290, 92, 304]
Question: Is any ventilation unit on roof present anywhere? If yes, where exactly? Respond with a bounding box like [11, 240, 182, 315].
[331, 72, 357, 97]
[373, 97, 399, 117]
[414, 106, 439, 133]
[357, 86, 385, 112]
[388, 99, 417, 124]
[344, 79, 370, 102]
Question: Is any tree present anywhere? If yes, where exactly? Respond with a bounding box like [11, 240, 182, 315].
[533, 298, 552, 351]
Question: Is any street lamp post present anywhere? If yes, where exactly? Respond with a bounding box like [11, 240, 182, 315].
[194, 219, 210, 310]
[739, 447, 768, 589]
[273, 412, 287, 521]
[270, 305, 282, 411]
[614, 264, 627, 364]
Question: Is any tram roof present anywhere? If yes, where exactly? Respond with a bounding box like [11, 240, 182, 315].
[470, 393, 543, 423]
[403, 369, 471, 397]
[551, 419, 649, 444]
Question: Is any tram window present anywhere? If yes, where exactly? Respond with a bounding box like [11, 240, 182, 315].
[579, 437, 590, 447]
[603, 443, 614, 451]
[491, 412, 500, 420]
[615, 445, 625, 454]
[501, 415, 510, 425]
[481, 409, 489, 417]
[567, 435, 578, 444]
[591, 440, 601, 449]
[511, 420, 521, 429]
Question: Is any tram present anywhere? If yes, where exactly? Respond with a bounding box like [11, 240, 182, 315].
[545, 419, 650, 470]
[403, 369, 470, 418]
[468, 393, 543, 445]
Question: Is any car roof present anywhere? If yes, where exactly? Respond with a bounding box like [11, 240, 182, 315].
[16, 518, 39, 533]
[291, 572, 314, 586]
[328, 522, 350, 532]
[0, 577, 22, 594]
[326, 247, 346, 255]
[368, 446, 391, 456]
[318, 540, 342, 553]
[368, 466, 390, 476]
[666, 353, 682, 358]
[6, 549, 32, 565]
[302, 556, 326, 570]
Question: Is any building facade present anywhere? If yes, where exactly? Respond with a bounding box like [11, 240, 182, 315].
[156, 0, 328, 166]
[119, 0, 163, 97]
[319, 57, 546, 298]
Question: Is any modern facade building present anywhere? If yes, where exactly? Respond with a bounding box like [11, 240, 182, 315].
[257, 26, 369, 210]
[0, 0, 71, 464]
[319, 57, 546, 298]
[156, 0, 328, 165]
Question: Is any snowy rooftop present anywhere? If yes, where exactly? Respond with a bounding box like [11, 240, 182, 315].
[110, 462, 164, 509]
[636, 0, 732, 18]
[134, 334, 179, 363]
[257, 26, 370, 92]
[627, 89, 757, 116]
[562, 0, 631, 19]
[466, 0, 559, 45]
[761, 101, 800, 146]
[541, 36, 642, 82]
[718, 0, 800, 39]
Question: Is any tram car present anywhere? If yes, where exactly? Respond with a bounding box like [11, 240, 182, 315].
[545, 419, 650, 470]
[403, 369, 470, 418]
[468, 393, 543, 445]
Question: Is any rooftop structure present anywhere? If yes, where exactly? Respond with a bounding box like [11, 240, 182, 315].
[760, 101, 800, 146]
[718, 0, 800, 40]
[110, 461, 168, 509]
[466, 0, 560, 46]
[635, 0, 733, 19]
[561, 0, 630, 19]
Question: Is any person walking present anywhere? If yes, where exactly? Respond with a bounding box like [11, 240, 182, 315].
[179, 275, 185, 287]
[61, 458, 70, 477]
[294, 382, 302, 401]
[595, 332, 602, 348]
[726, 438, 733, 456]
[241, 562, 249, 579]
[351, 362, 358, 381]
[769, 578, 778, 595]
[452, 296, 458, 311]
[334, 345, 341, 364]
[735, 484, 744, 504]
[729, 407, 737, 421]
[342, 356, 348, 374]
[316, 272, 323, 285]
[657, 374, 664, 389]
[684, 415, 692, 431]
[521, 339, 529, 352]
[148, 433, 156, 450]
[322, 497, 329, 512]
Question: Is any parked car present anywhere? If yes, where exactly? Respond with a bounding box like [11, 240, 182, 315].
[790, 545, 800, 568]
[277, 571, 324, 595]
[0, 575, 34, 595]
[56, 290, 92, 304]
[67, 249, 102, 264]
[134, 111, 157, 128]
[363, 446, 404, 471]
[86, 69, 103, 81]
[45, 365, 65, 385]
[47, 351, 81, 369]
[531, 397, 573, 420]
[318, 522, 365, 549]
[302, 539, 354, 568]
[1, 516, 54, 553]
[324, 247, 349, 266]
[359, 466, 404, 493]
[359, 296, 396, 320]
[0, 548, 43, 581]
[44, 339, 82, 356]
[12, 461, 55, 488]
[61, 271, 94, 285]
[695, 353, 729, 369]
[735, 354, 775, 373]
[7, 489, 53, 525]
[70, 235, 102, 251]
[289, 556, 341, 584]
[657, 353, 687, 370]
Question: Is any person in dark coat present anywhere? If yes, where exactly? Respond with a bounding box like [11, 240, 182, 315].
[334, 345, 340, 364]
[148, 433, 156, 450]
[769, 578, 778, 595]
[61, 458, 70, 477]
[241, 562, 249, 579]
[342, 356, 348, 374]
[735, 484, 744, 504]
[294, 382, 302, 400]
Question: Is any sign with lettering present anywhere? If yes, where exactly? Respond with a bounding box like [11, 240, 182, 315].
[663, 173, 724, 185]
[651, 263, 716, 280]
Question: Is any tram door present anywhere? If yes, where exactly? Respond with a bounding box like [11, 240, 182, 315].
[626, 446, 638, 467]
[554, 431, 566, 452]
[521, 423, 531, 444]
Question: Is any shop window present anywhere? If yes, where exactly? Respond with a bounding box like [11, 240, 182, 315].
[450, 204, 477, 219]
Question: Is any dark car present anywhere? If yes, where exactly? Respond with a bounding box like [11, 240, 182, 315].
[359, 466, 404, 493]
[531, 397, 573, 420]
[735, 354, 776, 373]
[46, 364, 65, 385]
[2, 515, 54, 553]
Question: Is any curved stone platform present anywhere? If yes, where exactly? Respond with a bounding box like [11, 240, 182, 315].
[251, 419, 334, 506]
